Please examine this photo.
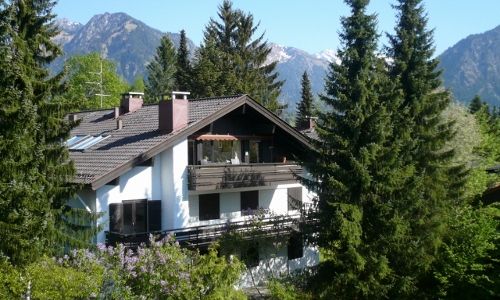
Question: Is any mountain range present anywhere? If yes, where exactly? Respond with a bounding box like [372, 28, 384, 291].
[53, 12, 500, 110]
[53, 13, 195, 84]
[439, 25, 500, 106]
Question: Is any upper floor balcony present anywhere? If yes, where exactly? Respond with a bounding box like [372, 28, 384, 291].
[187, 162, 303, 191]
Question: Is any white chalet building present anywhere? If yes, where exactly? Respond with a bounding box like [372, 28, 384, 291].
[67, 92, 319, 285]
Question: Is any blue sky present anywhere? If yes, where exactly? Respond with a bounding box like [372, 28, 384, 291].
[54, 0, 500, 55]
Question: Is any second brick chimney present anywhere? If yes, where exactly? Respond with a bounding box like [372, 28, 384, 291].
[120, 92, 144, 114]
[159, 91, 189, 133]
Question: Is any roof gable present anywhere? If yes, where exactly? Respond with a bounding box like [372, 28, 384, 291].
[68, 95, 310, 190]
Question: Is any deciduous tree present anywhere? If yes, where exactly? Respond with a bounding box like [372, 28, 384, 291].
[62, 53, 129, 110]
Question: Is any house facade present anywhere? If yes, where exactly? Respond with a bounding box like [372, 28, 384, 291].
[67, 92, 319, 285]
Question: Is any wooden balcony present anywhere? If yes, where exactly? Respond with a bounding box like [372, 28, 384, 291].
[187, 163, 303, 191]
[105, 207, 318, 249]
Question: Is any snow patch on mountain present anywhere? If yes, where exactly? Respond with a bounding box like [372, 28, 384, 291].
[265, 44, 292, 65]
[315, 49, 340, 64]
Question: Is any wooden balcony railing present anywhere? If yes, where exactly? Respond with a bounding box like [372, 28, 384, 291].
[105, 203, 318, 249]
[187, 163, 303, 191]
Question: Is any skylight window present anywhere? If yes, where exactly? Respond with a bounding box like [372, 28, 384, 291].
[65, 135, 90, 148]
[66, 135, 110, 150]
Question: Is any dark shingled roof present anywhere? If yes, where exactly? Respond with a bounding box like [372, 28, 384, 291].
[300, 128, 318, 141]
[69, 95, 244, 187]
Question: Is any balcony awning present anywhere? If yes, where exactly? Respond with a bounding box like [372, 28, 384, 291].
[193, 134, 238, 141]
[191, 134, 274, 141]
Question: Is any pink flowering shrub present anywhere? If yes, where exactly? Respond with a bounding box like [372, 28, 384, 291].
[1, 235, 245, 299]
[68, 235, 245, 299]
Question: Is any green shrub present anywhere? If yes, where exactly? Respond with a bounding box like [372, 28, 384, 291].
[26, 256, 103, 300]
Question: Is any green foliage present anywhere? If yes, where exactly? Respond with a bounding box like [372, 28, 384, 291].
[61, 52, 129, 110]
[191, 0, 283, 113]
[27, 256, 104, 300]
[145, 35, 177, 103]
[268, 279, 306, 300]
[0, 257, 24, 299]
[0, 238, 246, 299]
[296, 71, 314, 129]
[430, 205, 499, 298]
[129, 75, 145, 93]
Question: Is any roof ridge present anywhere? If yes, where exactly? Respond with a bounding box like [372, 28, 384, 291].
[189, 94, 246, 101]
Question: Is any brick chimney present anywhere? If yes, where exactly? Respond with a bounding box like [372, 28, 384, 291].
[120, 92, 144, 114]
[296, 116, 317, 131]
[159, 91, 189, 133]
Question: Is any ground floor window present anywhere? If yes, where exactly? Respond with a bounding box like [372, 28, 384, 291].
[288, 233, 304, 260]
[109, 200, 161, 234]
[241, 190, 259, 215]
[241, 243, 259, 268]
[199, 193, 220, 221]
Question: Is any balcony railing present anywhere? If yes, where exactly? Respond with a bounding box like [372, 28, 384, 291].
[105, 203, 318, 249]
[187, 163, 303, 191]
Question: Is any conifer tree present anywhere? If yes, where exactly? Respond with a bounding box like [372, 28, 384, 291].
[0, 0, 84, 265]
[386, 0, 467, 295]
[296, 71, 314, 129]
[304, 0, 404, 297]
[145, 35, 177, 103]
[469, 95, 484, 114]
[175, 29, 192, 92]
[192, 0, 283, 112]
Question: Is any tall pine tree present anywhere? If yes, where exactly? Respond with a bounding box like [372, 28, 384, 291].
[0, 0, 83, 265]
[192, 0, 283, 112]
[175, 29, 192, 92]
[296, 71, 314, 129]
[145, 35, 177, 103]
[386, 0, 467, 295]
[304, 0, 406, 297]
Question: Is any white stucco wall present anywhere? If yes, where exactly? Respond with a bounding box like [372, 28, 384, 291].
[238, 243, 320, 288]
[95, 164, 158, 243]
[187, 183, 312, 227]
[94, 139, 189, 243]
[161, 139, 189, 230]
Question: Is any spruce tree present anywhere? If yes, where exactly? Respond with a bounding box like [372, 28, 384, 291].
[387, 0, 467, 295]
[469, 95, 484, 114]
[304, 0, 404, 297]
[192, 0, 283, 112]
[0, 0, 83, 265]
[145, 35, 177, 103]
[296, 71, 314, 129]
[175, 29, 192, 92]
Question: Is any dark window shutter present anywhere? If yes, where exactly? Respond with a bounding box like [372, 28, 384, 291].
[109, 203, 123, 233]
[134, 200, 147, 233]
[148, 200, 162, 232]
[288, 233, 304, 260]
[288, 187, 303, 211]
[199, 193, 220, 221]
